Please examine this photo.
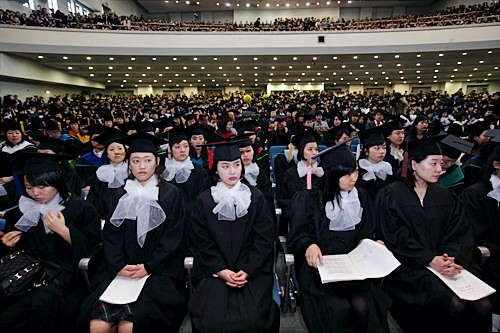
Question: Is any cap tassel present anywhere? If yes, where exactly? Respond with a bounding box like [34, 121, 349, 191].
[306, 162, 312, 190]
[401, 151, 409, 178]
[208, 147, 214, 170]
[289, 143, 293, 160]
[19, 121, 25, 133]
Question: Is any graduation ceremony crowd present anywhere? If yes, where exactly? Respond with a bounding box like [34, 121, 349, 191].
[0, 0, 499, 32]
[0, 88, 499, 332]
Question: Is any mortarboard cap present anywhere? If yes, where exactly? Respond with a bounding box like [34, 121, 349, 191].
[12, 152, 70, 174]
[35, 134, 67, 154]
[136, 121, 156, 134]
[88, 124, 107, 136]
[202, 140, 244, 162]
[485, 129, 500, 139]
[439, 133, 474, 159]
[328, 122, 351, 141]
[289, 124, 307, 137]
[313, 139, 355, 170]
[291, 128, 321, 150]
[167, 127, 189, 146]
[407, 134, 447, 159]
[92, 128, 127, 147]
[2, 119, 22, 132]
[275, 115, 287, 122]
[382, 117, 404, 137]
[46, 120, 62, 132]
[239, 120, 260, 134]
[186, 123, 206, 138]
[242, 110, 256, 119]
[467, 120, 490, 137]
[358, 126, 386, 147]
[117, 132, 165, 156]
[236, 134, 253, 149]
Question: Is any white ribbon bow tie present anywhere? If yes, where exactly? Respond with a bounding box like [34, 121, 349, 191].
[244, 163, 260, 186]
[162, 158, 194, 183]
[359, 159, 393, 181]
[15, 194, 65, 234]
[297, 160, 324, 178]
[211, 181, 252, 221]
[487, 174, 500, 203]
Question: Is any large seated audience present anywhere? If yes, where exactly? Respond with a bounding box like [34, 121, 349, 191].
[0, 1, 498, 31]
[0, 88, 499, 332]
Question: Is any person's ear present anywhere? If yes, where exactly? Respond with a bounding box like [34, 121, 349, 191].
[156, 157, 160, 166]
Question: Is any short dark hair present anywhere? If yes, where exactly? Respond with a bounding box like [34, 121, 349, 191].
[209, 157, 245, 186]
[25, 171, 70, 200]
[321, 158, 357, 206]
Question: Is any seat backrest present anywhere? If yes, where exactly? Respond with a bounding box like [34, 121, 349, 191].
[269, 145, 287, 182]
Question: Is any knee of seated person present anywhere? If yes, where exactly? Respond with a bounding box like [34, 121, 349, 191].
[470, 298, 492, 316]
[449, 296, 466, 315]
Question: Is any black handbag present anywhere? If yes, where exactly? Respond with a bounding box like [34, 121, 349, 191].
[0, 250, 47, 297]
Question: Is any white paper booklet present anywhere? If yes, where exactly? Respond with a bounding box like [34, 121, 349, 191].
[99, 274, 151, 305]
[316, 239, 401, 284]
[427, 267, 496, 301]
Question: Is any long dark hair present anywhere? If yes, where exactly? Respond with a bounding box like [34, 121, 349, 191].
[25, 171, 70, 200]
[397, 155, 427, 188]
[321, 158, 357, 206]
[480, 144, 500, 182]
[126, 154, 166, 185]
[407, 115, 428, 140]
[297, 141, 318, 162]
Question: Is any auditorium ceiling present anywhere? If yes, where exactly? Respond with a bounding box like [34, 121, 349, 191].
[11, 48, 499, 90]
[137, 0, 434, 14]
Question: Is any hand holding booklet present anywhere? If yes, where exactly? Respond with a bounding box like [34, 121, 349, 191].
[427, 267, 496, 301]
[99, 274, 151, 305]
[316, 239, 400, 284]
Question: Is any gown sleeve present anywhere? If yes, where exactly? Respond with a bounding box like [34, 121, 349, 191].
[239, 190, 274, 277]
[189, 194, 228, 277]
[287, 191, 316, 257]
[143, 187, 186, 275]
[376, 186, 436, 269]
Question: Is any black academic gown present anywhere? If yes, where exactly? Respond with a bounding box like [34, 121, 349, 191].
[0, 194, 101, 333]
[166, 162, 210, 212]
[376, 181, 480, 331]
[461, 180, 500, 310]
[268, 129, 290, 147]
[277, 164, 323, 234]
[357, 167, 395, 199]
[0, 142, 36, 177]
[287, 188, 389, 333]
[188, 186, 279, 332]
[78, 182, 188, 332]
[86, 177, 125, 222]
[273, 153, 296, 186]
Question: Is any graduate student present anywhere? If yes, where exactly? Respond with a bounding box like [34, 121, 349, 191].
[237, 134, 274, 212]
[437, 134, 473, 194]
[357, 125, 395, 198]
[162, 127, 210, 211]
[277, 129, 324, 234]
[0, 153, 100, 332]
[287, 141, 389, 333]
[84, 132, 188, 332]
[376, 136, 492, 333]
[461, 142, 500, 312]
[187, 123, 210, 168]
[0, 119, 36, 179]
[86, 128, 128, 221]
[188, 141, 279, 332]
[383, 118, 406, 171]
[273, 124, 306, 185]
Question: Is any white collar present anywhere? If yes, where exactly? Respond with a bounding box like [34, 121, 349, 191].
[96, 162, 129, 188]
[297, 160, 324, 178]
[211, 181, 252, 221]
[487, 174, 500, 203]
[359, 159, 393, 181]
[16, 193, 65, 234]
[2, 141, 33, 154]
[162, 157, 194, 183]
[325, 188, 363, 231]
[390, 146, 404, 161]
[93, 149, 104, 158]
[244, 162, 260, 186]
[109, 175, 166, 247]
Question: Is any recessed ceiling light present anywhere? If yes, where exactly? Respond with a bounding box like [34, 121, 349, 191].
[219, 66, 223, 69]
[439, 53, 444, 57]
[142, 74, 146, 76]
[488, 50, 493, 54]
[416, 54, 421, 58]
[273, 57, 278, 60]
[125, 74, 129, 76]
[353, 56, 358, 59]
[359, 64, 364, 68]
[373, 55, 379, 59]
[107, 80, 111, 83]
[313, 57, 317, 60]
[266, 3, 270, 6]
[152, 58, 157, 61]
[159, 74, 162, 76]
[214, 57, 218, 61]
[307, 65, 311, 69]
[333, 56, 337, 60]
[246, 3, 250, 6]
[183, 66, 187, 70]
[89, 66, 93, 69]
[473, 68, 478, 71]
[63, 56, 68, 60]
[271, 66, 275, 69]
[68, 66, 72, 69]
[173, 57, 177, 61]
[109, 66, 113, 70]
[86, 57, 91, 60]
[123, 79, 127, 82]
[109, 57, 114, 61]
[382, 71, 386, 74]
[324, 65, 328, 68]
[175, 73, 179, 76]
[416, 70, 420, 73]
[233, 57, 238, 61]
[435, 69, 439, 72]
[108, 74, 112, 76]
[131, 57, 135, 60]
[201, 66, 205, 69]
[479, 60, 484, 64]
[416, 63, 421, 66]
[90, 74, 94, 76]
[394, 55, 400, 58]
[38, 55, 44, 59]
[463, 52, 468, 56]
